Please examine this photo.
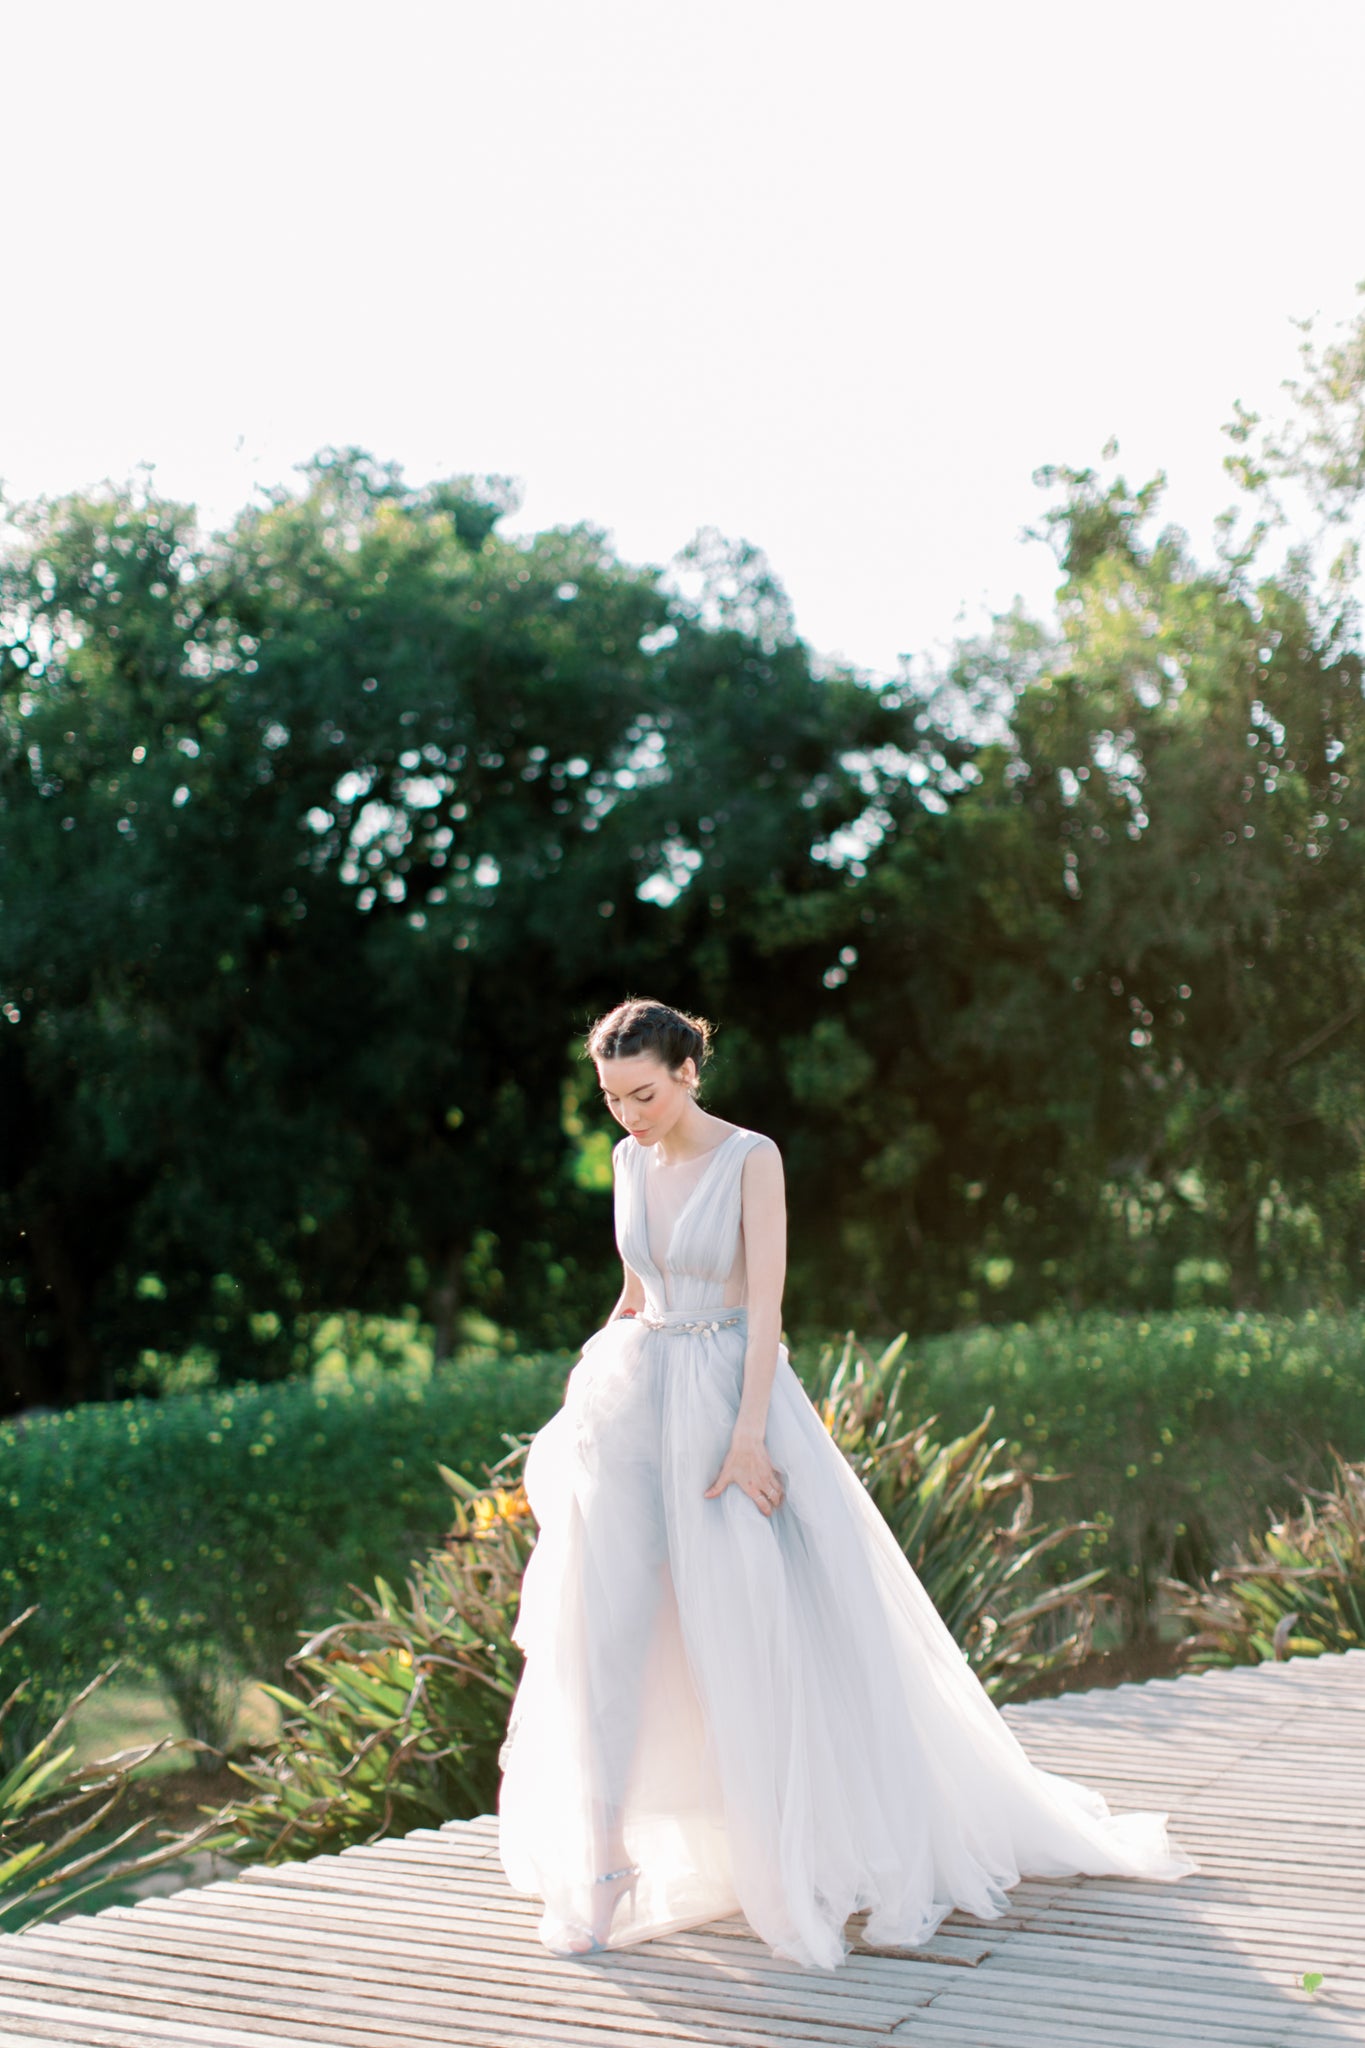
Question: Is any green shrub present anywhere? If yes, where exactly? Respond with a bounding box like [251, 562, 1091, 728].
[1160, 1449, 1365, 1666]
[9, 1301, 1361, 1795]
[792, 1309, 1365, 1636]
[0, 1336, 570, 1764]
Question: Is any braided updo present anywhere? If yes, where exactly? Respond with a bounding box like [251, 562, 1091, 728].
[585, 998, 714, 1098]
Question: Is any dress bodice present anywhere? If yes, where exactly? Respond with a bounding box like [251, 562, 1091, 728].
[614, 1126, 767, 1314]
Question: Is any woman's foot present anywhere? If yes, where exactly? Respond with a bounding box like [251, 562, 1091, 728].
[558, 1862, 641, 1954]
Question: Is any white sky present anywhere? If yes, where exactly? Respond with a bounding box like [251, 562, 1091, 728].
[5, 0, 1364, 680]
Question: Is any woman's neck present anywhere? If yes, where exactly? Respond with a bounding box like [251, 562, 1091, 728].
[651, 1116, 735, 1167]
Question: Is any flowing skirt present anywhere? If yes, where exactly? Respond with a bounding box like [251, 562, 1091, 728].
[496, 1306, 1197, 1969]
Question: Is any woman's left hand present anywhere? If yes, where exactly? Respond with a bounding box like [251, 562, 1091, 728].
[704, 1430, 785, 1516]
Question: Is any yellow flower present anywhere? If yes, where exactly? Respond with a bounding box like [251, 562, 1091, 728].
[470, 1483, 532, 1535]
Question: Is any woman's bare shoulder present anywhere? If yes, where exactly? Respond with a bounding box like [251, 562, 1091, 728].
[740, 1130, 783, 1170]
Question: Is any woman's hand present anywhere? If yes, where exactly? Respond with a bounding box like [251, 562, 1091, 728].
[704, 1427, 786, 1517]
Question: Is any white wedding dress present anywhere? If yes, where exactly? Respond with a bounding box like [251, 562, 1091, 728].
[497, 1125, 1197, 1968]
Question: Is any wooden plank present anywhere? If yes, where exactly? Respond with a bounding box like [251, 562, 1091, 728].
[0, 1928, 926, 2039]
[62, 1890, 942, 2007]
[894, 2019, 1344, 2048]
[0, 1907, 936, 2042]
[0, 2033, 91, 2048]
[0, 1648, 1359, 2046]
[0, 1997, 315, 2048]
[919, 1955, 1354, 2018]
[0, 1961, 896, 2048]
[223, 1863, 990, 1972]
[0, 1967, 899, 2048]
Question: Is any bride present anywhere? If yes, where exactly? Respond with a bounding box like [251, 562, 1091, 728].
[497, 998, 1197, 1968]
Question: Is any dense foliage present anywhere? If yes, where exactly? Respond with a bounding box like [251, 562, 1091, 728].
[0, 1329, 569, 1757]
[6, 1305, 1361, 1765]
[6, 306, 1365, 1409]
[0, 455, 934, 1407]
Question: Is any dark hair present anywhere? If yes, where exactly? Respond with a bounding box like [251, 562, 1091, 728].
[585, 998, 714, 1095]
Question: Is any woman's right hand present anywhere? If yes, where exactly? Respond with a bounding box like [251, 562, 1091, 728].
[703, 1428, 786, 1516]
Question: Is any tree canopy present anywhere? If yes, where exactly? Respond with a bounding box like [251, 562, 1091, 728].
[6, 302, 1365, 1410]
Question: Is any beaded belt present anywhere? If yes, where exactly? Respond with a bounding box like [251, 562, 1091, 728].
[629, 1308, 747, 1336]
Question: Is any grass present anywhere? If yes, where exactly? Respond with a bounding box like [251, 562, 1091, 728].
[65, 1676, 284, 1776]
[9, 1677, 280, 1924]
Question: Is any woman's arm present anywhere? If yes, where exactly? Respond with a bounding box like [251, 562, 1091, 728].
[704, 1139, 788, 1516]
[607, 1135, 647, 1319]
[610, 1258, 647, 1319]
[733, 1139, 786, 1439]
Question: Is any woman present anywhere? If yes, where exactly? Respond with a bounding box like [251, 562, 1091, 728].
[497, 998, 1196, 1968]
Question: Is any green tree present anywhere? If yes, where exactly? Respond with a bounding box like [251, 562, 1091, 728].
[852, 453, 1365, 1321]
[9, 386, 1365, 1410]
[0, 452, 930, 1408]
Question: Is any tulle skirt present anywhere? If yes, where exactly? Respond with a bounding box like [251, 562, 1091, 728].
[496, 1305, 1197, 1969]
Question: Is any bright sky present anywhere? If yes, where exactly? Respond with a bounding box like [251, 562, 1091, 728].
[6, 1, 1364, 680]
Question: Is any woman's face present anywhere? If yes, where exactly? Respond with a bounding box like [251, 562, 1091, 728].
[596, 1051, 697, 1142]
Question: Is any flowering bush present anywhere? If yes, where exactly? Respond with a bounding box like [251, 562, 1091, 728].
[205, 1459, 537, 1862]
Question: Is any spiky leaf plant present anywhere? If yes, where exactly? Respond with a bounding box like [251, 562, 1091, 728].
[815, 1333, 1108, 1697]
[211, 1457, 535, 1863]
[1, 1606, 233, 1934]
[1160, 1448, 1365, 1667]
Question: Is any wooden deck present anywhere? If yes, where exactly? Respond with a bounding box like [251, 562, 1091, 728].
[0, 1647, 1361, 2046]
